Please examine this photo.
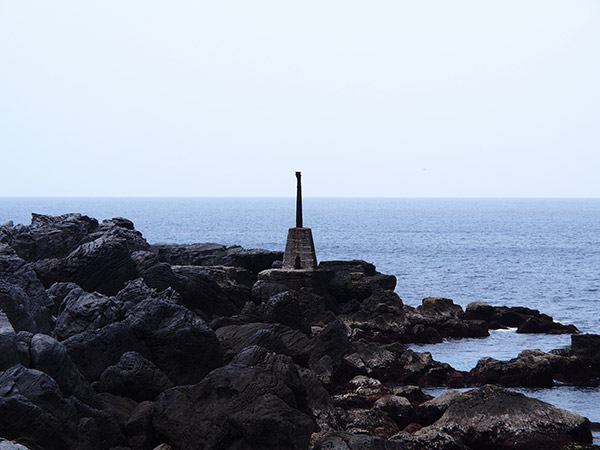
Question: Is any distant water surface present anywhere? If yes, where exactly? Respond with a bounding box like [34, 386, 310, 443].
[1, 197, 599, 438]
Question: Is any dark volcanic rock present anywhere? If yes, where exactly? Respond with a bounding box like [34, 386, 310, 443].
[416, 390, 462, 426]
[32, 231, 140, 296]
[0, 311, 19, 371]
[319, 260, 396, 304]
[29, 333, 98, 404]
[94, 351, 174, 402]
[0, 244, 54, 334]
[54, 288, 122, 341]
[0, 213, 99, 261]
[216, 322, 310, 365]
[153, 364, 316, 450]
[472, 349, 558, 387]
[0, 365, 78, 450]
[65, 297, 222, 385]
[171, 265, 246, 318]
[313, 431, 405, 450]
[153, 243, 283, 277]
[429, 384, 592, 450]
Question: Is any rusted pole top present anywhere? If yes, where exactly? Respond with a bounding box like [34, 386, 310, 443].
[296, 171, 303, 228]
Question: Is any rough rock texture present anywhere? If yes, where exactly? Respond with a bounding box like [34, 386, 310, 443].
[429, 385, 592, 450]
[153, 364, 316, 450]
[0, 244, 54, 334]
[54, 288, 122, 341]
[65, 297, 223, 385]
[153, 243, 283, 277]
[94, 351, 174, 402]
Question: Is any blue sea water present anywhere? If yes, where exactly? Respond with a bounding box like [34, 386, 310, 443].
[1, 197, 600, 437]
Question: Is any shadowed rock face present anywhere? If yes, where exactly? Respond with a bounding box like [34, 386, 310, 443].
[429, 385, 592, 450]
[0, 244, 54, 334]
[153, 364, 317, 450]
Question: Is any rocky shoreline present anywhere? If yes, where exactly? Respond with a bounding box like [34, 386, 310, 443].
[0, 213, 598, 450]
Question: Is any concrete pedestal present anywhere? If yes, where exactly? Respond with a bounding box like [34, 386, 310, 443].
[283, 227, 317, 270]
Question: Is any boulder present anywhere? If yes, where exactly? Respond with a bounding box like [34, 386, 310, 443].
[0, 311, 19, 371]
[54, 288, 122, 341]
[152, 364, 316, 450]
[125, 401, 157, 450]
[390, 428, 465, 450]
[29, 333, 98, 405]
[319, 260, 396, 304]
[0, 244, 54, 334]
[170, 265, 240, 318]
[216, 322, 310, 365]
[0, 213, 99, 261]
[416, 390, 462, 425]
[33, 232, 140, 296]
[94, 352, 174, 402]
[372, 395, 415, 429]
[429, 385, 592, 449]
[343, 407, 400, 438]
[313, 431, 405, 450]
[152, 243, 283, 277]
[472, 350, 555, 387]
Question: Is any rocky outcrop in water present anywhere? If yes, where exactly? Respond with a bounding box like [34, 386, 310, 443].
[0, 213, 594, 450]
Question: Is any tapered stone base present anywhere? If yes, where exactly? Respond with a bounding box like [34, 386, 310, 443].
[283, 227, 317, 270]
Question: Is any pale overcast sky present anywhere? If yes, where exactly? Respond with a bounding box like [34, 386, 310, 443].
[1, 1, 599, 197]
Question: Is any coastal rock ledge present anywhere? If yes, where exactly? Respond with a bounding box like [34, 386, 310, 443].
[0, 213, 596, 450]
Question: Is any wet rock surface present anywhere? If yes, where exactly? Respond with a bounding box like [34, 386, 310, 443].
[0, 213, 593, 450]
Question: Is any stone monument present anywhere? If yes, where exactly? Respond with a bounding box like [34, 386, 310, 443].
[282, 172, 317, 270]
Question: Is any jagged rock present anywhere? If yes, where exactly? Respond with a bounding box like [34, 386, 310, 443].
[429, 385, 592, 449]
[65, 297, 222, 385]
[0, 244, 54, 334]
[216, 322, 310, 365]
[391, 385, 433, 406]
[96, 392, 139, 429]
[46, 281, 80, 312]
[55, 288, 122, 341]
[390, 428, 465, 450]
[308, 319, 351, 386]
[332, 376, 391, 410]
[114, 278, 180, 312]
[571, 334, 600, 370]
[372, 395, 415, 429]
[170, 265, 240, 318]
[297, 368, 343, 443]
[230, 345, 308, 411]
[341, 290, 411, 344]
[33, 232, 140, 296]
[123, 298, 223, 385]
[29, 333, 98, 404]
[313, 431, 405, 450]
[262, 291, 312, 335]
[0, 365, 79, 450]
[416, 390, 462, 425]
[0, 213, 99, 261]
[153, 364, 316, 450]
[343, 407, 400, 438]
[418, 297, 464, 320]
[319, 260, 396, 304]
[0, 311, 19, 371]
[472, 350, 555, 387]
[131, 250, 184, 294]
[125, 401, 157, 450]
[152, 243, 283, 277]
[254, 269, 333, 299]
[94, 352, 174, 402]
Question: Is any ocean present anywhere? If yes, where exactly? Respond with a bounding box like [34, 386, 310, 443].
[1, 197, 599, 438]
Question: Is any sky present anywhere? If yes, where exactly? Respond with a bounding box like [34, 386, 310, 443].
[1, 1, 599, 198]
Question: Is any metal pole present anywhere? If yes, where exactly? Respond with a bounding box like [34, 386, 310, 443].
[296, 171, 303, 228]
